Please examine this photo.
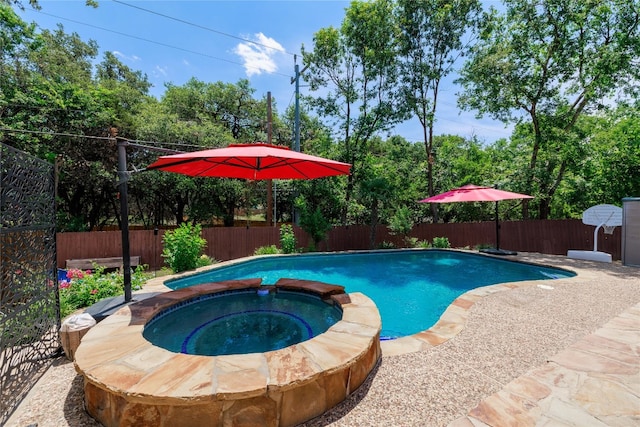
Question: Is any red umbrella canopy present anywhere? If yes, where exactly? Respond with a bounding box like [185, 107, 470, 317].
[419, 184, 533, 203]
[146, 143, 351, 180]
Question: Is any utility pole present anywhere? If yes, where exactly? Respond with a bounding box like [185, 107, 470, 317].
[291, 56, 309, 224]
[291, 55, 309, 153]
[266, 91, 273, 227]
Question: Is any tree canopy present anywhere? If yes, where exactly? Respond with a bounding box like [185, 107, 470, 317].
[1, 1, 638, 243]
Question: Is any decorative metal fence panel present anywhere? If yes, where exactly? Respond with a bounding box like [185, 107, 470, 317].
[0, 143, 59, 424]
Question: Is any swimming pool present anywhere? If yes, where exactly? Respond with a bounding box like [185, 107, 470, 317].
[167, 250, 575, 338]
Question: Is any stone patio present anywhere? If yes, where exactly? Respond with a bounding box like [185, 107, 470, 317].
[5, 252, 640, 426]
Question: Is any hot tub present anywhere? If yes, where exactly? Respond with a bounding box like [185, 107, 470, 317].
[74, 278, 381, 427]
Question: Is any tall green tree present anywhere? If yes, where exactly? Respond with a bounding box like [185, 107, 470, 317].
[301, 0, 410, 224]
[397, 0, 482, 221]
[457, 0, 640, 219]
[580, 106, 640, 207]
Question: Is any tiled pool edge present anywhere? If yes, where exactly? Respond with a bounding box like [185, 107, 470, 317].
[74, 279, 382, 427]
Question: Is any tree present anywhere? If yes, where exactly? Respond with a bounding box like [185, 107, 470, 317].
[295, 196, 332, 251]
[578, 106, 640, 208]
[458, 0, 640, 219]
[357, 155, 394, 248]
[301, 0, 410, 224]
[397, 0, 482, 221]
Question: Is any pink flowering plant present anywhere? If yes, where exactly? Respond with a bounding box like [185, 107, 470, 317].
[58, 265, 146, 317]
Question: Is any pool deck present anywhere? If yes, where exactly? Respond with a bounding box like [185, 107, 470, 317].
[6, 252, 640, 426]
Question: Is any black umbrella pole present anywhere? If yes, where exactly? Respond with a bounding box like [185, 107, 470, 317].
[495, 201, 500, 251]
[118, 139, 133, 302]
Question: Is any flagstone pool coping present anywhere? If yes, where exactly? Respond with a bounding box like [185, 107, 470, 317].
[74, 278, 382, 427]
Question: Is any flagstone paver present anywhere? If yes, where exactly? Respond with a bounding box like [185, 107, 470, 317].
[453, 302, 640, 427]
[6, 252, 640, 427]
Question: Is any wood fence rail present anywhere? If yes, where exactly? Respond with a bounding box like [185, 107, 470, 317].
[55, 219, 622, 270]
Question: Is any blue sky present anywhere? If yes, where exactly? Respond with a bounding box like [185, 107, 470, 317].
[16, 0, 513, 143]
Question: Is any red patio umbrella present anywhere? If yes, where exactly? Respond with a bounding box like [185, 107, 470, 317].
[419, 184, 533, 255]
[119, 143, 350, 303]
[146, 143, 351, 179]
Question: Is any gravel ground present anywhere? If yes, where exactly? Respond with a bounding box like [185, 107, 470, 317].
[6, 253, 640, 427]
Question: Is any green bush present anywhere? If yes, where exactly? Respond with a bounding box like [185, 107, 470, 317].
[414, 239, 432, 248]
[254, 245, 280, 255]
[432, 236, 451, 248]
[279, 224, 297, 254]
[195, 254, 215, 268]
[58, 266, 146, 317]
[378, 241, 396, 249]
[162, 223, 207, 273]
[475, 243, 494, 250]
[388, 206, 414, 238]
[295, 197, 331, 251]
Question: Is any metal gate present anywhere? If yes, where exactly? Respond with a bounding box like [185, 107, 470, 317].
[0, 143, 59, 424]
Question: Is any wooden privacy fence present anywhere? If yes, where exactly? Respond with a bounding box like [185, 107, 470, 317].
[55, 219, 622, 270]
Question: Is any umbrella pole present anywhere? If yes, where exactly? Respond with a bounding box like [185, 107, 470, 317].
[117, 138, 132, 302]
[494, 201, 500, 251]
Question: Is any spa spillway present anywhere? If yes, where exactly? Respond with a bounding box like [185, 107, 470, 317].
[74, 279, 382, 427]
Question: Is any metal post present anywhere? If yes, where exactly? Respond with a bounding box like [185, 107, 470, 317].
[294, 63, 301, 153]
[266, 92, 273, 226]
[290, 58, 308, 225]
[117, 137, 132, 302]
[495, 201, 500, 251]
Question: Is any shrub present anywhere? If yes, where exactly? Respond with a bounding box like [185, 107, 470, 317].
[279, 224, 297, 254]
[475, 243, 493, 250]
[378, 241, 396, 249]
[414, 239, 432, 248]
[58, 266, 146, 317]
[388, 206, 413, 238]
[254, 245, 280, 255]
[196, 254, 215, 268]
[295, 197, 331, 251]
[432, 237, 451, 248]
[162, 223, 207, 273]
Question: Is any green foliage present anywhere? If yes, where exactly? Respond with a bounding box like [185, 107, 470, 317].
[279, 224, 297, 254]
[295, 197, 332, 251]
[458, 0, 640, 219]
[431, 237, 451, 248]
[475, 243, 494, 250]
[56, 212, 88, 232]
[161, 223, 207, 273]
[302, 0, 411, 222]
[378, 241, 396, 249]
[414, 239, 432, 248]
[2, 2, 639, 231]
[58, 266, 146, 318]
[388, 206, 414, 237]
[195, 254, 215, 268]
[254, 245, 281, 255]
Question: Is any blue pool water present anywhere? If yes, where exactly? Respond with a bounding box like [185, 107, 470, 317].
[144, 290, 342, 356]
[167, 250, 575, 339]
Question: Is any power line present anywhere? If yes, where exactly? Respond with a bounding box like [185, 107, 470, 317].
[0, 127, 216, 151]
[29, 8, 293, 79]
[128, 139, 212, 151]
[111, 0, 298, 57]
[0, 127, 112, 141]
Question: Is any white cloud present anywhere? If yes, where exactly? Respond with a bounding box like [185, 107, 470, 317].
[154, 65, 168, 78]
[112, 51, 140, 62]
[233, 33, 286, 76]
